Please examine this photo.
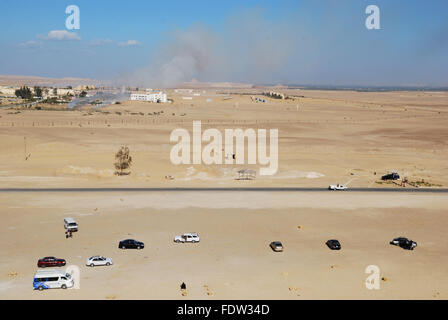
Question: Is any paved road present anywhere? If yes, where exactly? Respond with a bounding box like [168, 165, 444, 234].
[0, 187, 447, 193]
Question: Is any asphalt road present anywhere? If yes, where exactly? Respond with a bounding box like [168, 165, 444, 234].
[0, 187, 447, 193]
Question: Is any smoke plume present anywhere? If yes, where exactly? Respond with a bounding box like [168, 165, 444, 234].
[121, 9, 294, 88]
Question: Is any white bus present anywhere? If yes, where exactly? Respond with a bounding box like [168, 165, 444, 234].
[33, 269, 74, 291]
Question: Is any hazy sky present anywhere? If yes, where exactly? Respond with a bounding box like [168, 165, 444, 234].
[0, 0, 447, 86]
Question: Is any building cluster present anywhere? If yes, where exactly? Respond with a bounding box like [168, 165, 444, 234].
[0, 85, 97, 100]
[130, 89, 168, 103]
[174, 89, 194, 94]
[0, 86, 18, 96]
[263, 91, 286, 99]
[75, 85, 96, 91]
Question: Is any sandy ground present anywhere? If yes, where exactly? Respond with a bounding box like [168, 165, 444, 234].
[0, 88, 447, 299]
[0, 89, 447, 188]
[0, 191, 447, 300]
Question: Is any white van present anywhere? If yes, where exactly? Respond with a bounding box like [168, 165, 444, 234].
[64, 217, 78, 232]
[33, 269, 74, 291]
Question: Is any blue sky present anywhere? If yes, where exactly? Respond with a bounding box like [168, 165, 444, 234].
[0, 0, 447, 86]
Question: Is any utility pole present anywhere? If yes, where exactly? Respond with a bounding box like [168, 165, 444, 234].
[24, 136, 30, 160]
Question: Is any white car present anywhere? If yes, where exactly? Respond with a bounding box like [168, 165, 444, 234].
[328, 184, 348, 191]
[174, 233, 200, 243]
[86, 256, 113, 267]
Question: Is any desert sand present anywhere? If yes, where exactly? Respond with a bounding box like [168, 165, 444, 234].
[0, 88, 447, 299]
[1, 89, 447, 188]
[0, 191, 447, 299]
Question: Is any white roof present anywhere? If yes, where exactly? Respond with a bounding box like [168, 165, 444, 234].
[64, 217, 76, 223]
[34, 269, 66, 276]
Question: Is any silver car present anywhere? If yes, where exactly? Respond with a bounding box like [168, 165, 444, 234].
[86, 255, 113, 267]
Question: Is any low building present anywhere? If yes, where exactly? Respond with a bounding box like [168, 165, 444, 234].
[55, 88, 75, 96]
[130, 91, 167, 103]
[75, 85, 96, 91]
[0, 86, 18, 96]
[263, 91, 286, 99]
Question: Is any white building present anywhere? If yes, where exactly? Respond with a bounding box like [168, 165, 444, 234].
[0, 86, 17, 96]
[130, 91, 167, 103]
[54, 88, 75, 96]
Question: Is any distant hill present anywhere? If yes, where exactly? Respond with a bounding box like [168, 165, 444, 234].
[180, 79, 254, 89]
[0, 74, 102, 87]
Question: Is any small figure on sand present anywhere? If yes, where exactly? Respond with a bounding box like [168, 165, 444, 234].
[65, 230, 73, 239]
[180, 282, 187, 296]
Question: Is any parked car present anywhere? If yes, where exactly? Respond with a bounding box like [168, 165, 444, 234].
[270, 241, 283, 252]
[64, 217, 78, 232]
[326, 239, 341, 250]
[86, 256, 113, 267]
[37, 256, 66, 268]
[382, 173, 400, 181]
[118, 239, 144, 249]
[390, 237, 408, 246]
[390, 237, 417, 250]
[174, 233, 200, 243]
[33, 270, 74, 291]
[328, 184, 348, 191]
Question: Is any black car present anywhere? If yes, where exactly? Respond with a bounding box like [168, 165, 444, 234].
[326, 239, 341, 250]
[381, 173, 400, 181]
[269, 241, 284, 252]
[119, 239, 144, 249]
[390, 237, 417, 250]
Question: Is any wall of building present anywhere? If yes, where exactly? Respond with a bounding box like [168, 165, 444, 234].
[130, 92, 167, 103]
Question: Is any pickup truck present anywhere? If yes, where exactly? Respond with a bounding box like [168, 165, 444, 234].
[174, 233, 200, 243]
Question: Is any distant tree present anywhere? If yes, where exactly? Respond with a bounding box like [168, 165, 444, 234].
[79, 90, 87, 98]
[67, 86, 72, 89]
[14, 87, 21, 98]
[52, 88, 58, 95]
[34, 86, 43, 98]
[15, 86, 33, 100]
[114, 146, 132, 176]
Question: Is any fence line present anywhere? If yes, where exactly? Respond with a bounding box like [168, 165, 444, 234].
[0, 113, 439, 128]
[0, 118, 307, 128]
